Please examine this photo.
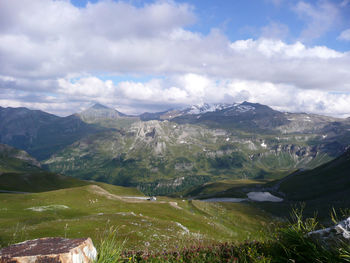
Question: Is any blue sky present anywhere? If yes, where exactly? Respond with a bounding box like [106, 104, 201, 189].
[0, 0, 349, 116]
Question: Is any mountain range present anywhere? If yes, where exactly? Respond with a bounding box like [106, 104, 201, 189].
[1, 102, 349, 195]
[0, 106, 102, 160]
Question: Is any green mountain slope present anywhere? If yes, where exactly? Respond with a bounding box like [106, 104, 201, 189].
[44, 120, 336, 195]
[244, 148, 350, 219]
[0, 143, 41, 173]
[0, 107, 102, 160]
[0, 172, 90, 193]
[278, 148, 350, 201]
[0, 143, 144, 194]
[181, 150, 350, 220]
[0, 143, 88, 193]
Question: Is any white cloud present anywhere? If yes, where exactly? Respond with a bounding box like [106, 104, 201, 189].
[0, 0, 195, 78]
[52, 74, 350, 117]
[338, 28, 350, 41]
[228, 39, 350, 93]
[0, 0, 349, 117]
[230, 38, 343, 58]
[58, 77, 114, 97]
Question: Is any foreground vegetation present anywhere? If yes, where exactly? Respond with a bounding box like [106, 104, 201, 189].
[95, 208, 350, 263]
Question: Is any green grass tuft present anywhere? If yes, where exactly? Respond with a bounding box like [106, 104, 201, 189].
[95, 226, 125, 263]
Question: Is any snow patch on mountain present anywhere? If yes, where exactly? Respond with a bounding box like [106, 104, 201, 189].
[235, 105, 255, 113]
[184, 102, 256, 115]
[186, 103, 234, 114]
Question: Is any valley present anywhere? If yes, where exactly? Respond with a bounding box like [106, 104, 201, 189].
[2, 102, 345, 195]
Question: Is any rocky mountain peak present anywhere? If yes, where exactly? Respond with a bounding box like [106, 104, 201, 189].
[90, 103, 110, 110]
[79, 103, 127, 122]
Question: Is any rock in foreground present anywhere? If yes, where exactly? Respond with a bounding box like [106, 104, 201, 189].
[308, 217, 350, 244]
[0, 237, 97, 263]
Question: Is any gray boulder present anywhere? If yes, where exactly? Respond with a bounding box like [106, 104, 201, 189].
[308, 217, 350, 244]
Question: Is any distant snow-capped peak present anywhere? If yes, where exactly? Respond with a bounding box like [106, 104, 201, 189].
[185, 103, 236, 114]
[184, 102, 255, 115]
[234, 104, 255, 113]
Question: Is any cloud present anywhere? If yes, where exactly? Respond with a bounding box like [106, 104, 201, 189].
[338, 28, 350, 41]
[2, 69, 350, 118]
[51, 74, 350, 118]
[0, 0, 349, 117]
[229, 38, 343, 59]
[293, 1, 340, 41]
[0, 0, 195, 78]
[228, 39, 349, 92]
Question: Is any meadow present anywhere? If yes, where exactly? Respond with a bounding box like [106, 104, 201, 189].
[0, 182, 271, 252]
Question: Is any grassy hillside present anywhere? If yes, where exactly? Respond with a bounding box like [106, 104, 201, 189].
[244, 149, 350, 220]
[0, 184, 272, 250]
[0, 144, 85, 193]
[278, 148, 350, 201]
[0, 143, 41, 173]
[0, 157, 41, 174]
[182, 179, 268, 199]
[0, 172, 90, 193]
[0, 156, 144, 195]
[178, 149, 350, 221]
[0, 143, 136, 194]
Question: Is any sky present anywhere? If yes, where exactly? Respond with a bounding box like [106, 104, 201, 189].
[0, 0, 350, 117]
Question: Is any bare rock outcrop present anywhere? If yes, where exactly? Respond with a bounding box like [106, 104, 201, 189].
[308, 217, 350, 245]
[0, 237, 97, 263]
